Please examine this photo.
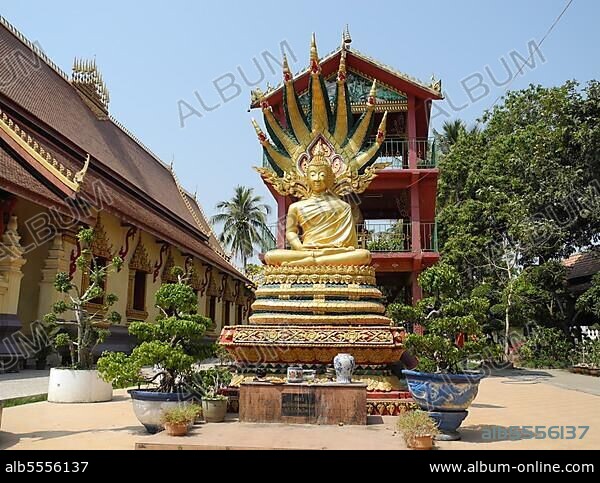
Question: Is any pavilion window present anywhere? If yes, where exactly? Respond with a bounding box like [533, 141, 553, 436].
[237, 304, 243, 324]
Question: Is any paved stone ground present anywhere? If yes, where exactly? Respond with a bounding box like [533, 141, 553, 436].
[0, 370, 49, 400]
[0, 371, 599, 450]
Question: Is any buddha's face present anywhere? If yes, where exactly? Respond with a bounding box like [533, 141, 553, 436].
[307, 165, 333, 194]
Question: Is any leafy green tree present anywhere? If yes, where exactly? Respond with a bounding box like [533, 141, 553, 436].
[436, 81, 600, 337]
[43, 228, 122, 369]
[211, 186, 272, 270]
[388, 263, 492, 373]
[576, 272, 600, 321]
[439, 81, 600, 278]
[97, 268, 212, 392]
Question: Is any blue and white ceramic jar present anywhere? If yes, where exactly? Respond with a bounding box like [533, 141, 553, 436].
[333, 353, 355, 383]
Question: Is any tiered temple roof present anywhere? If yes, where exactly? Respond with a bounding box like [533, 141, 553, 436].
[0, 16, 245, 282]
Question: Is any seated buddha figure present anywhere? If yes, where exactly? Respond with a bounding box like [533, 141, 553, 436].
[264, 155, 371, 267]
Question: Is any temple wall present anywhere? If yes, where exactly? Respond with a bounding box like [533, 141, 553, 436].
[14, 199, 51, 334]
[4, 197, 251, 340]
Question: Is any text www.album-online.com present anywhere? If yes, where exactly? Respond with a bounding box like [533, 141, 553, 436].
[430, 462, 595, 473]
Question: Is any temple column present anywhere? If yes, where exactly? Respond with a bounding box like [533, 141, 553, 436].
[37, 233, 69, 320]
[0, 216, 26, 315]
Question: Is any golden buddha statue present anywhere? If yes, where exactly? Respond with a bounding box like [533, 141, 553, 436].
[219, 33, 405, 367]
[264, 154, 371, 267]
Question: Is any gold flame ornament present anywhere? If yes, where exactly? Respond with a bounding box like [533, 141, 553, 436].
[253, 33, 388, 200]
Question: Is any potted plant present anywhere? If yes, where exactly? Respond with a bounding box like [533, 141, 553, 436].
[190, 367, 232, 423]
[160, 404, 201, 436]
[388, 262, 490, 441]
[397, 409, 439, 450]
[43, 228, 122, 403]
[97, 267, 212, 433]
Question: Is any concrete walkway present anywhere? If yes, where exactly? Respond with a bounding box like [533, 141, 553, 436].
[0, 370, 49, 400]
[1, 372, 599, 450]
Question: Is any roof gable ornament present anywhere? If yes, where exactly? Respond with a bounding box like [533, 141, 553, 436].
[0, 108, 89, 193]
[72, 58, 110, 119]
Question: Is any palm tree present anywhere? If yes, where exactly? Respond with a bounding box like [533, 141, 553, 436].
[437, 119, 466, 154]
[435, 119, 481, 154]
[211, 186, 272, 271]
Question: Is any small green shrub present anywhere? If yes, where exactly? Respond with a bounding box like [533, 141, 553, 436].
[160, 404, 201, 424]
[518, 326, 574, 368]
[397, 410, 439, 444]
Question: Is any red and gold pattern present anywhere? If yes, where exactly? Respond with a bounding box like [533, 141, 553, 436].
[219, 325, 405, 364]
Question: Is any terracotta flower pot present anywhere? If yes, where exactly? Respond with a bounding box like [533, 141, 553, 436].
[409, 435, 434, 450]
[164, 422, 189, 436]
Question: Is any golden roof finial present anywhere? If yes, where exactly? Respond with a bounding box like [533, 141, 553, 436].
[310, 33, 320, 74]
[71, 56, 109, 117]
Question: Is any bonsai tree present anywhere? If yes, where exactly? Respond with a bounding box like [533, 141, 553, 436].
[189, 367, 233, 400]
[43, 228, 122, 370]
[387, 262, 491, 374]
[97, 267, 212, 393]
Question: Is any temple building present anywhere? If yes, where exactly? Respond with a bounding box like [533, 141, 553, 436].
[252, 31, 442, 304]
[0, 16, 252, 364]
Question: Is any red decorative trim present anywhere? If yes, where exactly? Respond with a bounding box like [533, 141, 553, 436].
[200, 265, 212, 296]
[218, 274, 227, 302]
[153, 243, 169, 283]
[118, 225, 137, 265]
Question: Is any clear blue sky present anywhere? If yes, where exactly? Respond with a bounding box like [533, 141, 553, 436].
[2, 0, 597, 223]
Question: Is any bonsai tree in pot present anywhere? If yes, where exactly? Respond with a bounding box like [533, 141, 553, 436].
[43, 227, 122, 403]
[397, 409, 439, 450]
[189, 367, 233, 423]
[388, 262, 491, 440]
[97, 267, 212, 433]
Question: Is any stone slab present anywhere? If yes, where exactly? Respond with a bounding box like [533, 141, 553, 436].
[135, 415, 403, 450]
[239, 382, 367, 425]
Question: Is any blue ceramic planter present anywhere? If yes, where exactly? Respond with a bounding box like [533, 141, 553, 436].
[429, 411, 468, 441]
[402, 370, 485, 411]
[402, 370, 485, 440]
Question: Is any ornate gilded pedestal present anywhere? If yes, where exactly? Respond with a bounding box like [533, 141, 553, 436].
[220, 265, 405, 365]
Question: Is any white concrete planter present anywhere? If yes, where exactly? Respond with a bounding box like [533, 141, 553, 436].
[47, 368, 113, 403]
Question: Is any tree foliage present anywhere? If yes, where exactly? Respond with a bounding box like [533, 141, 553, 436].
[388, 263, 494, 373]
[97, 269, 211, 392]
[436, 81, 600, 346]
[42, 227, 122, 370]
[439, 82, 600, 280]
